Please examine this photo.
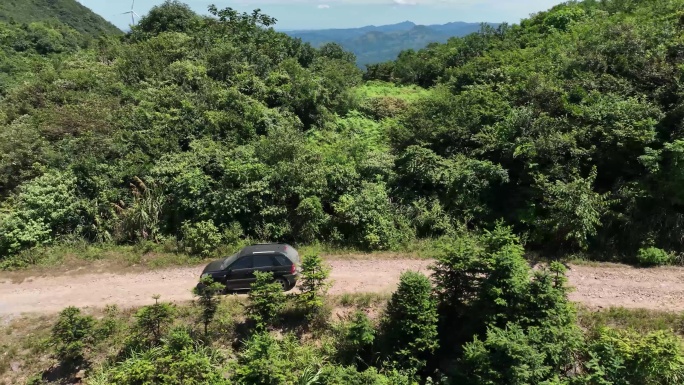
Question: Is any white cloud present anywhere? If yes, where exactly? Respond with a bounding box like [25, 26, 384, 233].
[317, 4, 330, 8]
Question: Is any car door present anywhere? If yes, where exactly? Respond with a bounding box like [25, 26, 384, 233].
[272, 254, 293, 277]
[250, 254, 277, 285]
[225, 256, 254, 290]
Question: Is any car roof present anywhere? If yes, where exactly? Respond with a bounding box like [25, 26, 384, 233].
[237, 243, 295, 257]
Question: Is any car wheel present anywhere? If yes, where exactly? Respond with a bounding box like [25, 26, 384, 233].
[275, 278, 289, 291]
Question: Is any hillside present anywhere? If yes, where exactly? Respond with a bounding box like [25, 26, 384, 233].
[287, 20, 494, 66]
[0, 0, 121, 37]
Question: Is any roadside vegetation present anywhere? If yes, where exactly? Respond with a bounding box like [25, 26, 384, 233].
[4, 227, 684, 385]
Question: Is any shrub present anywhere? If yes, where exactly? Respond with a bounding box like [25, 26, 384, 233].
[247, 271, 285, 330]
[460, 323, 554, 385]
[379, 271, 438, 373]
[637, 247, 672, 267]
[193, 276, 225, 335]
[232, 332, 324, 385]
[320, 365, 416, 385]
[52, 306, 95, 369]
[335, 311, 376, 368]
[134, 295, 176, 347]
[181, 220, 222, 258]
[107, 327, 227, 385]
[93, 304, 121, 341]
[581, 328, 684, 385]
[296, 253, 331, 321]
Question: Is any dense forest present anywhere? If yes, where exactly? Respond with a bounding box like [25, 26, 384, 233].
[2, 0, 684, 266]
[3, 0, 684, 384]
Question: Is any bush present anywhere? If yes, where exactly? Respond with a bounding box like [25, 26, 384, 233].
[320, 365, 416, 385]
[52, 306, 95, 369]
[581, 328, 684, 385]
[637, 247, 672, 267]
[335, 311, 377, 368]
[193, 276, 225, 335]
[232, 332, 324, 385]
[460, 323, 555, 385]
[296, 253, 331, 321]
[379, 271, 438, 373]
[247, 271, 286, 330]
[181, 220, 222, 258]
[106, 327, 227, 385]
[133, 295, 176, 347]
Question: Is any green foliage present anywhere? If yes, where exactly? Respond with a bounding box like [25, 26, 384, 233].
[333, 182, 413, 250]
[335, 311, 377, 368]
[106, 327, 228, 385]
[52, 306, 94, 369]
[0, 118, 47, 194]
[232, 332, 324, 385]
[579, 328, 684, 385]
[461, 323, 555, 385]
[319, 365, 416, 385]
[636, 247, 673, 267]
[0, 0, 121, 37]
[296, 253, 331, 320]
[247, 271, 286, 329]
[193, 276, 225, 334]
[379, 271, 438, 373]
[431, 224, 582, 381]
[181, 220, 223, 258]
[112, 178, 165, 244]
[536, 168, 612, 251]
[133, 1, 201, 37]
[133, 296, 176, 347]
[0, 170, 80, 258]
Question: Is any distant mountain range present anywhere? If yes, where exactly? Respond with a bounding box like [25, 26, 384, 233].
[285, 21, 498, 67]
[0, 0, 121, 38]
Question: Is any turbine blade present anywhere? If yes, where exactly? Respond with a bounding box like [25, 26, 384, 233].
[131, 0, 135, 11]
[132, 11, 140, 17]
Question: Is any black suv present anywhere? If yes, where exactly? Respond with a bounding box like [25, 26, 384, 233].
[198, 243, 301, 291]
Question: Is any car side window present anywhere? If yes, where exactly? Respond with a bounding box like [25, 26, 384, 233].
[230, 256, 253, 270]
[274, 255, 290, 266]
[253, 255, 275, 268]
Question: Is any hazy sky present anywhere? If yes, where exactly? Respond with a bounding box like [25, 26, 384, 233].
[82, 0, 565, 31]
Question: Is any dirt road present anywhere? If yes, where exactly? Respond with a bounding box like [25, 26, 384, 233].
[1, 260, 683, 316]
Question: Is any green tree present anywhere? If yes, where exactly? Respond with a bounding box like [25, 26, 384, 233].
[379, 271, 438, 374]
[181, 220, 223, 258]
[134, 295, 176, 347]
[193, 276, 225, 335]
[336, 311, 377, 369]
[536, 168, 611, 251]
[296, 253, 331, 321]
[133, 0, 201, 37]
[247, 271, 286, 330]
[52, 306, 95, 370]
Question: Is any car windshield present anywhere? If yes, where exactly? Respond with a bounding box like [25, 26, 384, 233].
[219, 253, 238, 270]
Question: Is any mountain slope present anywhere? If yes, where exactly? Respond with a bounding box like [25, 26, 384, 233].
[0, 0, 121, 37]
[287, 21, 495, 67]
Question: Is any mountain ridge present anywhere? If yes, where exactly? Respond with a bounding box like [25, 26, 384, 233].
[0, 0, 121, 37]
[285, 20, 497, 66]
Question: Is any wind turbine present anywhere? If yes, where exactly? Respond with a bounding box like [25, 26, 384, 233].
[121, 0, 140, 26]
